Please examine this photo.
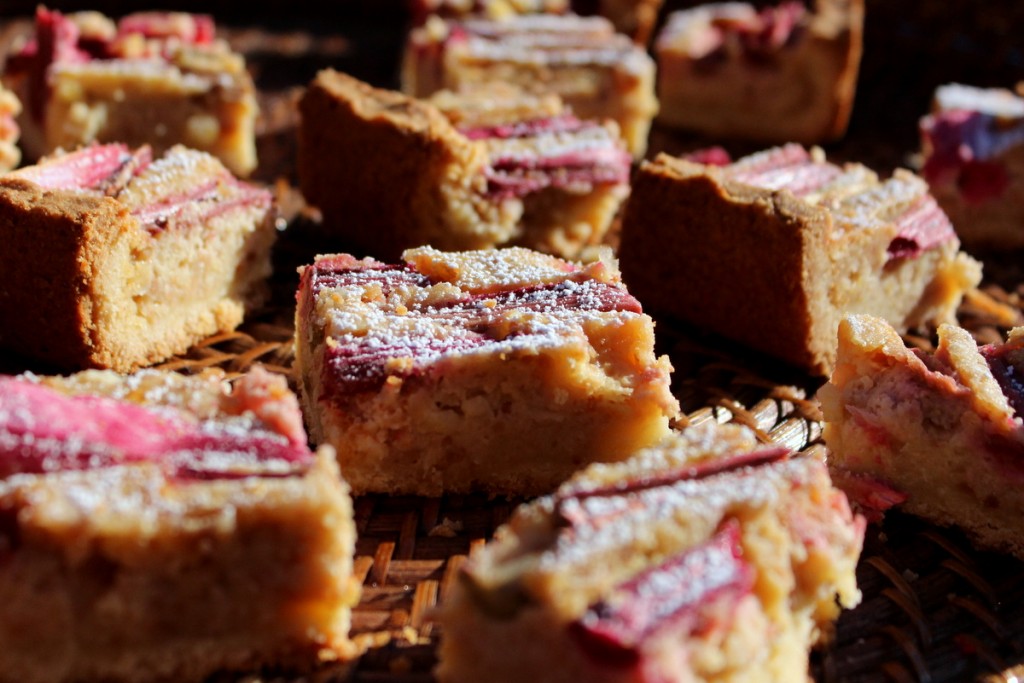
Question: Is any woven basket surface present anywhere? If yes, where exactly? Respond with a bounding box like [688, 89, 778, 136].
[2, 2, 1024, 681]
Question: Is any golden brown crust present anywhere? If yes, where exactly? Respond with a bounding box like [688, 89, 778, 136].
[0, 181, 136, 369]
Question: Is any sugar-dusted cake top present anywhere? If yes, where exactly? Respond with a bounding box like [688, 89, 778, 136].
[299, 246, 646, 395]
[6, 143, 271, 232]
[458, 421, 864, 631]
[669, 143, 958, 260]
[427, 84, 632, 199]
[0, 367, 313, 481]
[657, 1, 807, 59]
[412, 13, 652, 74]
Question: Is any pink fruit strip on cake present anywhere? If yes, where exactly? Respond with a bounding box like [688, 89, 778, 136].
[0, 142, 276, 372]
[402, 12, 657, 157]
[920, 82, 1024, 249]
[0, 367, 359, 683]
[3, 7, 257, 175]
[618, 144, 982, 376]
[298, 71, 631, 259]
[821, 313, 1024, 559]
[654, 0, 863, 143]
[436, 421, 865, 683]
[295, 245, 679, 496]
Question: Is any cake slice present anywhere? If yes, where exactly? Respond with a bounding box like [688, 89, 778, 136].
[0, 366, 359, 683]
[436, 422, 865, 683]
[920, 82, 1024, 249]
[295, 246, 679, 496]
[298, 71, 630, 259]
[0, 142, 276, 372]
[402, 13, 657, 157]
[618, 144, 982, 376]
[0, 84, 20, 172]
[820, 314, 1024, 559]
[3, 7, 257, 176]
[655, 0, 863, 143]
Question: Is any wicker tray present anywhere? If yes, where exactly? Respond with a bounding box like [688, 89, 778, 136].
[3, 3, 1024, 681]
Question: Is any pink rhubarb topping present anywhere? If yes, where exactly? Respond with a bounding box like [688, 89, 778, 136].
[460, 114, 631, 200]
[14, 143, 270, 232]
[0, 376, 312, 481]
[11, 7, 219, 122]
[12, 143, 151, 193]
[569, 520, 754, 668]
[303, 258, 642, 395]
[727, 144, 956, 260]
[921, 109, 1017, 204]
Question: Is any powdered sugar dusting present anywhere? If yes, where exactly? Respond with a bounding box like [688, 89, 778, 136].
[304, 248, 643, 394]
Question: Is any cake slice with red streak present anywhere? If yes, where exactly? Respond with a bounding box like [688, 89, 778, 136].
[402, 13, 657, 157]
[436, 421, 865, 683]
[618, 144, 982, 376]
[299, 71, 631, 259]
[820, 314, 1024, 559]
[0, 142, 276, 372]
[0, 366, 359, 683]
[3, 7, 257, 175]
[655, 0, 862, 143]
[920, 83, 1024, 249]
[295, 245, 679, 496]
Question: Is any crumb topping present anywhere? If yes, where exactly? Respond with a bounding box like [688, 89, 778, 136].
[302, 248, 641, 394]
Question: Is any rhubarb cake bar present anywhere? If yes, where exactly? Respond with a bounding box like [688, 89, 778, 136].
[0, 84, 20, 172]
[402, 13, 657, 157]
[0, 143, 275, 372]
[3, 8, 257, 176]
[655, 0, 863, 143]
[0, 367, 359, 683]
[299, 71, 630, 259]
[295, 246, 679, 496]
[436, 422, 865, 683]
[618, 145, 982, 376]
[821, 314, 1024, 559]
[920, 82, 1024, 250]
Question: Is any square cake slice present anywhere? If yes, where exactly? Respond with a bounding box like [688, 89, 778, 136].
[654, 0, 862, 143]
[295, 246, 679, 496]
[618, 144, 982, 376]
[298, 71, 630, 260]
[402, 13, 657, 157]
[820, 314, 1024, 560]
[0, 142, 276, 372]
[3, 7, 257, 176]
[920, 82, 1024, 250]
[0, 366, 359, 683]
[436, 422, 865, 683]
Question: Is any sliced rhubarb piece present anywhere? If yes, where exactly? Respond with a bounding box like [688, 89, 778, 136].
[117, 12, 216, 45]
[11, 143, 141, 192]
[828, 469, 908, 523]
[0, 377, 313, 480]
[886, 195, 957, 260]
[568, 520, 753, 667]
[554, 446, 789, 530]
